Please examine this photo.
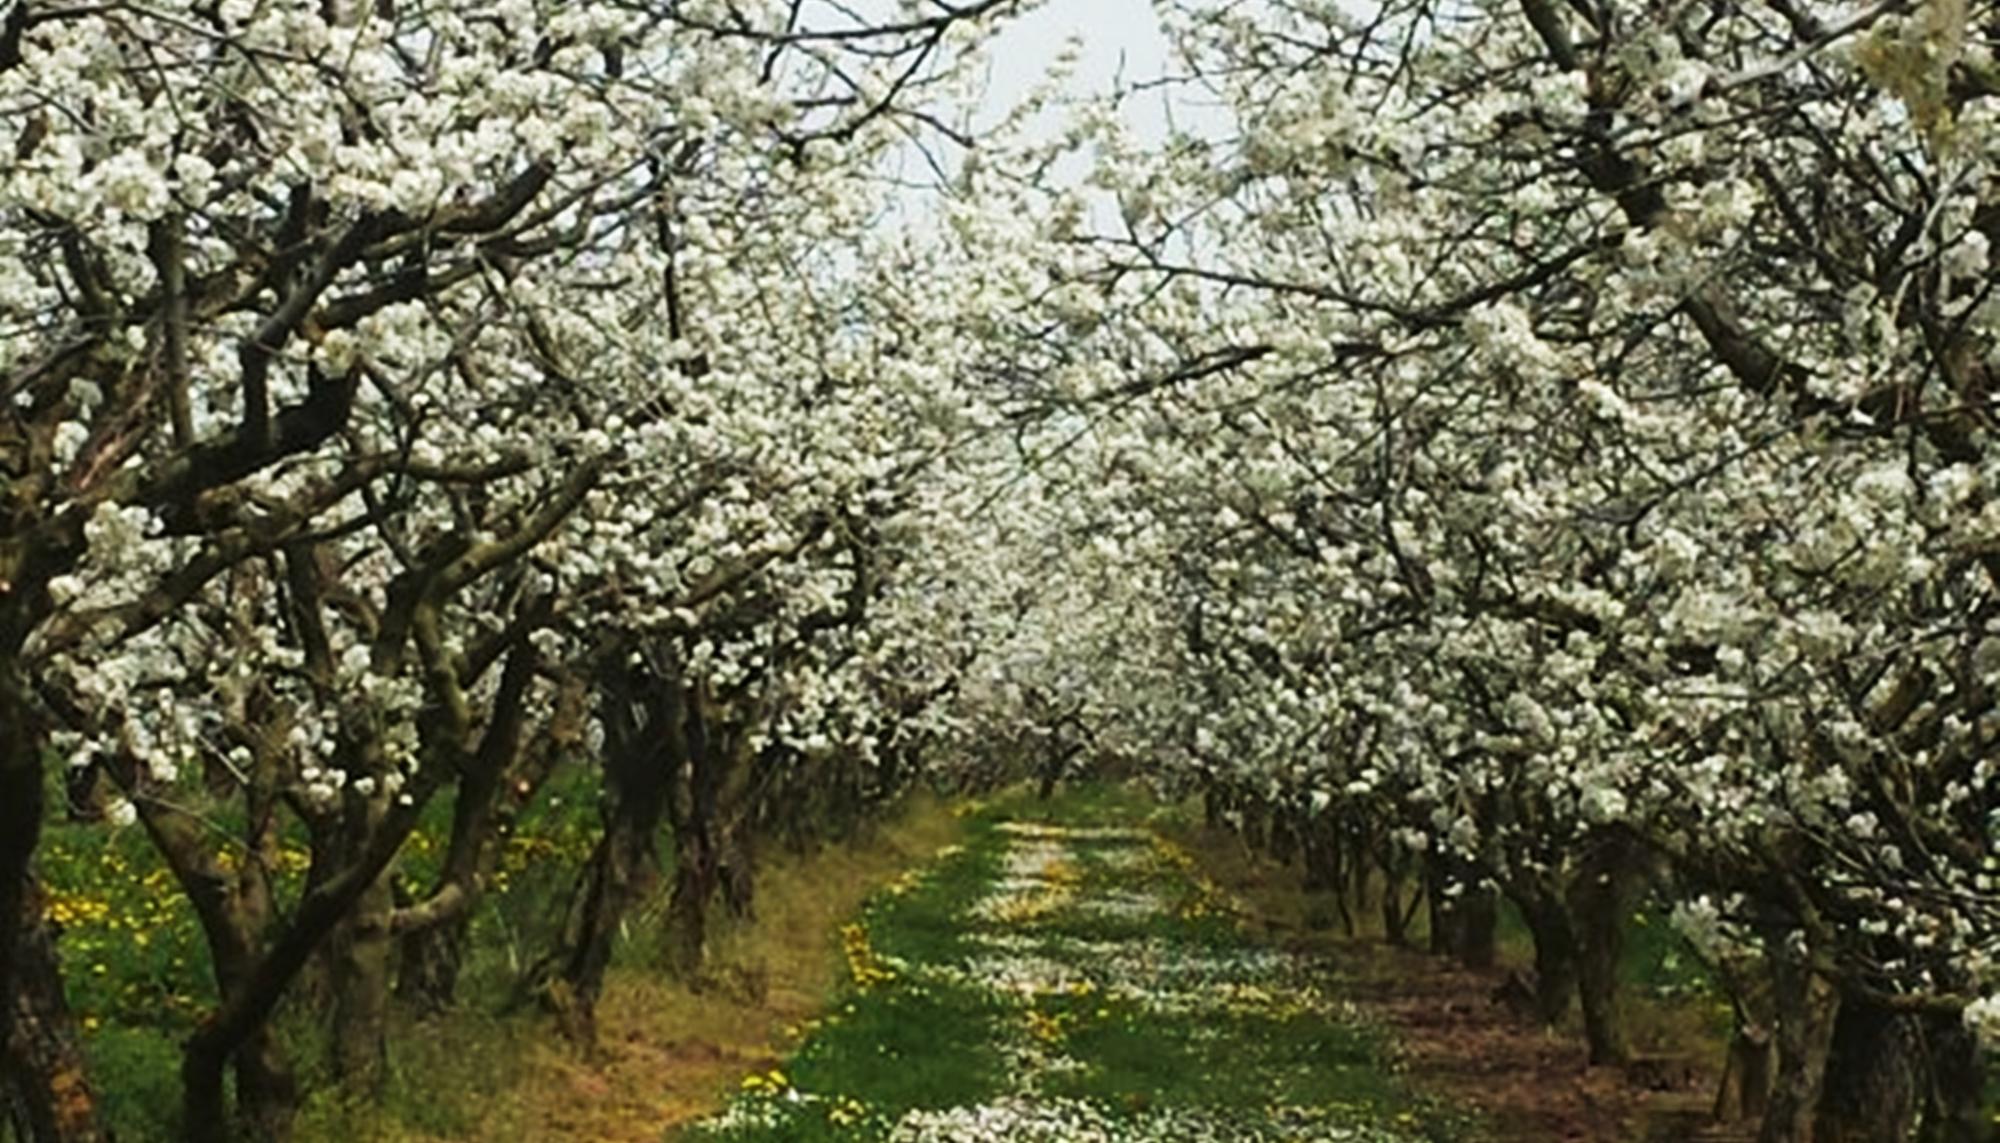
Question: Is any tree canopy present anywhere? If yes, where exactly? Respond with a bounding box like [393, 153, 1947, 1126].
[6, 0, 2000, 1139]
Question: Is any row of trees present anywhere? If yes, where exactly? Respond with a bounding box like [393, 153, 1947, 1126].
[962, 0, 2000, 1139]
[12, 0, 2000, 1140]
[0, 1, 1072, 1139]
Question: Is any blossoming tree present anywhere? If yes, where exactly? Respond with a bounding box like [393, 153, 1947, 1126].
[1, 0, 1041, 1137]
[962, 0, 2000, 1137]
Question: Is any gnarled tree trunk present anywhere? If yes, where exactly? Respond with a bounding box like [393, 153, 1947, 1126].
[110, 743, 302, 1143]
[396, 637, 552, 1014]
[175, 747, 441, 1143]
[1427, 852, 1498, 969]
[546, 654, 677, 1044]
[1454, 881, 1499, 970]
[328, 865, 394, 1097]
[1758, 940, 1839, 1143]
[4, 883, 108, 1143]
[662, 694, 746, 984]
[1380, 848, 1418, 946]
[1714, 1010, 1774, 1123]
[1513, 881, 1578, 1025]
[1301, 821, 1354, 934]
[1812, 995, 1918, 1143]
[664, 830, 716, 982]
[0, 660, 46, 1060]
[1915, 1011, 1986, 1143]
[1568, 831, 1642, 1067]
[554, 758, 667, 1042]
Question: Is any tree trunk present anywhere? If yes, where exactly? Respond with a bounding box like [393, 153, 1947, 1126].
[1381, 851, 1417, 947]
[182, 1039, 230, 1143]
[1241, 801, 1268, 851]
[555, 792, 663, 1043]
[1426, 856, 1454, 956]
[1916, 1011, 1986, 1143]
[4, 885, 109, 1143]
[717, 822, 756, 922]
[1300, 822, 1331, 890]
[1301, 824, 1353, 934]
[1453, 881, 1498, 970]
[397, 634, 546, 1014]
[111, 743, 303, 1143]
[547, 656, 674, 1045]
[329, 871, 393, 1096]
[1427, 853, 1497, 969]
[553, 693, 669, 1038]
[1812, 995, 1918, 1142]
[1759, 943, 1839, 1143]
[665, 832, 716, 982]
[1035, 761, 1057, 801]
[1568, 833, 1640, 1067]
[1348, 829, 1373, 929]
[396, 912, 472, 1016]
[174, 941, 301, 1143]
[1570, 889, 1627, 1065]
[1707, 948, 1776, 1124]
[178, 777, 440, 1143]
[0, 663, 46, 1057]
[1333, 859, 1357, 938]
[1270, 811, 1299, 868]
[1035, 742, 1079, 802]
[663, 692, 761, 986]
[323, 762, 399, 1097]
[1515, 885, 1578, 1025]
[1382, 877, 1409, 947]
[1714, 1023, 1774, 1123]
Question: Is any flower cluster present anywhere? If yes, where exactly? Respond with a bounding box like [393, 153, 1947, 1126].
[840, 923, 900, 992]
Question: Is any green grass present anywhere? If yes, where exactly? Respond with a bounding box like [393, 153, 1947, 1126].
[685, 783, 1463, 1142]
[862, 817, 1002, 967]
[981, 783, 1158, 829]
[789, 982, 1011, 1113]
[1034, 999, 1394, 1106]
[776, 824, 1014, 1118]
[76, 1024, 186, 1140]
[30, 762, 609, 1142]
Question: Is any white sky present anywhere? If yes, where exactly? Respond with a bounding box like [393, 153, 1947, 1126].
[976, 0, 1179, 140]
[833, 0, 1217, 214]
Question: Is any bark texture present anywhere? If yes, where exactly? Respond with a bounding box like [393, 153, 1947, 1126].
[4, 885, 108, 1143]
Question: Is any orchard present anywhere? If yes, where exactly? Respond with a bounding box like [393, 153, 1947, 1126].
[4, 0, 2000, 1140]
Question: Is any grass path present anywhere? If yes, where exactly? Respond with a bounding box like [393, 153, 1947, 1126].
[682, 792, 1464, 1142]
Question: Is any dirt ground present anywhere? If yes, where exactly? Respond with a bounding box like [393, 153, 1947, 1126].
[1165, 814, 1746, 1143]
[1310, 934, 1742, 1142]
